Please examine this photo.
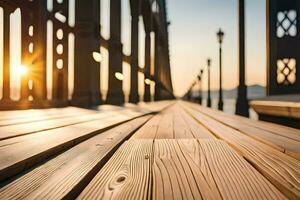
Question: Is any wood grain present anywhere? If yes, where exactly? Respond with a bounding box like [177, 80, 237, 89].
[0, 107, 89, 121]
[187, 102, 300, 160]
[155, 111, 174, 139]
[0, 110, 149, 181]
[199, 139, 286, 200]
[0, 116, 151, 200]
[172, 105, 197, 138]
[0, 108, 97, 127]
[132, 114, 162, 139]
[178, 105, 215, 139]
[0, 107, 145, 140]
[78, 139, 153, 200]
[153, 139, 221, 200]
[187, 101, 300, 142]
[183, 103, 300, 199]
[220, 106, 300, 142]
[137, 100, 174, 113]
[250, 100, 300, 119]
[134, 103, 214, 140]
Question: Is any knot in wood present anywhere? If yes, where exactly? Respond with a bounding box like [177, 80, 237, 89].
[117, 176, 126, 183]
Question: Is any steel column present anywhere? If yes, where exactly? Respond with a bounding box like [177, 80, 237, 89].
[154, 31, 162, 101]
[72, 0, 102, 107]
[144, 29, 151, 102]
[2, 9, 11, 101]
[106, 0, 124, 105]
[236, 0, 249, 116]
[129, 0, 140, 104]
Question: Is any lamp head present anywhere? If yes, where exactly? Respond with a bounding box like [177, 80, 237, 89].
[217, 28, 225, 44]
[207, 58, 211, 66]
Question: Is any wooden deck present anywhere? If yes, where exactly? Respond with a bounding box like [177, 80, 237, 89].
[0, 101, 299, 200]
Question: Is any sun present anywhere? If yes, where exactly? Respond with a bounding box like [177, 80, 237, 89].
[17, 65, 28, 76]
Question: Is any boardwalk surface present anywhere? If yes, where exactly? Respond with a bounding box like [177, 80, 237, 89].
[0, 101, 299, 200]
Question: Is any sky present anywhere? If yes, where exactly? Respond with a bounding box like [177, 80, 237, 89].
[168, 0, 267, 97]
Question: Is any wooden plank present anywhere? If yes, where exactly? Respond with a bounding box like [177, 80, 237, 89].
[172, 105, 195, 138]
[0, 107, 144, 140]
[0, 107, 91, 121]
[183, 104, 300, 199]
[176, 139, 218, 189]
[243, 119, 300, 142]
[192, 102, 300, 142]
[0, 110, 149, 181]
[132, 114, 162, 139]
[187, 102, 300, 160]
[137, 100, 174, 113]
[251, 100, 300, 119]
[78, 139, 153, 200]
[134, 103, 212, 139]
[178, 104, 215, 139]
[133, 102, 214, 139]
[198, 139, 286, 200]
[0, 108, 97, 127]
[152, 139, 222, 200]
[0, 116, 151, 200]
[221, 108, 300, 142]
[155, 111, 174, 139]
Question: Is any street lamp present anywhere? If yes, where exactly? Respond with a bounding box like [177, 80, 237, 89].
[217, 28, 224, 111]
[197, 69, 204, 105]
[207, 58, 212, 107]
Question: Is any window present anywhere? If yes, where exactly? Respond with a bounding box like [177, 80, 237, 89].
[277, 10, 297, 38]
[277, 58, 296, 85]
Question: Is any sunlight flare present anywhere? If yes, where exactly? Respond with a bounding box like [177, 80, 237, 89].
[17, 65, 28, 76]
[92, 52, 102, 62]
[115, 72, 124, 81]
[145, 78, 151, 85]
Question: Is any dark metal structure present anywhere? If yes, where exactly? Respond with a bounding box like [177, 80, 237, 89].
[207, 58, 212, 108]
[267, 0, 300, 95]
[0, 0, 174, 110]
[249, 0, 300, 127]
[197, 69, 204, 105]
[217, 28, 224, 111]
[236, 0, 249, 117]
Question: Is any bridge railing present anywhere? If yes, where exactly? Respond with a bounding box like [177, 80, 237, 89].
[0, 0, 174, 110]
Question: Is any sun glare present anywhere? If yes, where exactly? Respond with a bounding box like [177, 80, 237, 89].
[115, 72, 124, 81]
[17, 65, 28, 76]
[145, 78, 151, 85]
[92, 52, 102, 62]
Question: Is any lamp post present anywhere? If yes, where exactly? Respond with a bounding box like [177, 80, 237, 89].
[236, 0, 249, 117]
[197, 69, 204, 105]
[207, 58, 212, 107]
[217, 28, 224, 111]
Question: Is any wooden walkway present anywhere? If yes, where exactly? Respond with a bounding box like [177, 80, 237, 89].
[0, 101, 299, 200]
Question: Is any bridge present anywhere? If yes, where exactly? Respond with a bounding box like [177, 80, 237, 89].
[0, 0, 174, 110]
[0, 0, 299, 200]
